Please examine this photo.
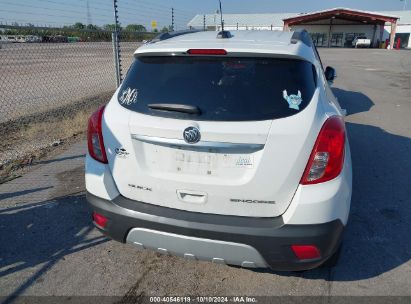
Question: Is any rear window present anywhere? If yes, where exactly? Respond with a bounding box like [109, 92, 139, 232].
[118, 56, 317, 121]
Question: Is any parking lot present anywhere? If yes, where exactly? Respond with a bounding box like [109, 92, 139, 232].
[0, 48, 410, 301]
[0, 42, 139, 123]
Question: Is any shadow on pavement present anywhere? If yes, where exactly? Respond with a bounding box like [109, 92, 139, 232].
[332, 87, 374, 116]
[0, 193, 108, 303]
[0, 186, 52, 200]
[34, 154, 85, 165]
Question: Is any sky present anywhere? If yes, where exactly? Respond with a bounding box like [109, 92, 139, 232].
[0, 0, 408, 30]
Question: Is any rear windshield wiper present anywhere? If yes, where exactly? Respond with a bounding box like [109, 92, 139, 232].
[148, 103, 201, 115]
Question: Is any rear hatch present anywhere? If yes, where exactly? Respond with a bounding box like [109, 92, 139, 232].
[104, 54, 320, 217]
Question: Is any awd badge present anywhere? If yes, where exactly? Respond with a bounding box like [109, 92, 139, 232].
[283, 90, 303, 111]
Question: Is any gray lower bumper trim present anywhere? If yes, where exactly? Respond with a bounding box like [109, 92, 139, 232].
[127, 228, 268, 268]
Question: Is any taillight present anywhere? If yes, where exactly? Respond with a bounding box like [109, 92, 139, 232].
[300, 116, 345, 185]
[87, 105, 108, 164]
[187, 49, 227, 55]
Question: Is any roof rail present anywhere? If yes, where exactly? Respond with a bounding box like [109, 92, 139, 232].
[290, 30, 312, 47]
[149, 29, 201, 43]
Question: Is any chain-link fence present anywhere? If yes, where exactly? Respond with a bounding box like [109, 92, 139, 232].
[0, 25, 156, 178]
[0, 26, 113, 169]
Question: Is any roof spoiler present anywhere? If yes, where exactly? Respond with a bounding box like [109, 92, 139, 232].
[290, 30, 312, 47]
[149, 29, 201, 43]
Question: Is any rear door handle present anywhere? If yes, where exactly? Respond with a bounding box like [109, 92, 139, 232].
[177, 190, 207, 204]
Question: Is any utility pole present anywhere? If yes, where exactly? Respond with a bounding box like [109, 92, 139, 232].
[218, 0, 224, 31]
[86, 0, 92, 25]
[171, 7, 175, 31]
[203, 14, 206, 31]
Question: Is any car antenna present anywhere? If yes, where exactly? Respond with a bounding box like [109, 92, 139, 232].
[217, 0, 231, 38]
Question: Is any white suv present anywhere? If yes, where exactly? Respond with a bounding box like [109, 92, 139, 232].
[86, 30, 352, 271]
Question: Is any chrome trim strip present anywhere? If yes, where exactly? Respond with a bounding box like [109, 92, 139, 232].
[132, 134, 264, 153]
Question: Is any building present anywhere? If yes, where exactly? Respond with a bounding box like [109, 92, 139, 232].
[188, 7, 411, 48]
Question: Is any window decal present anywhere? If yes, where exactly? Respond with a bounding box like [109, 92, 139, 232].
[283, 90, 302, 111]
[119, 87, 138, 105]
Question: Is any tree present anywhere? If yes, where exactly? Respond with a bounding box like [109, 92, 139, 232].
[86, 24, 100, 30]
[103, 24, 120, 31]
[125, 24, 147, 32]
[73, 22, 85, 30]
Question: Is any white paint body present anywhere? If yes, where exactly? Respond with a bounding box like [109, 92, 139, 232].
[85, 30, 352, 225]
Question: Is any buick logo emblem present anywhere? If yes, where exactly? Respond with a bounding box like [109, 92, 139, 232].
[183, 126, 201, 144]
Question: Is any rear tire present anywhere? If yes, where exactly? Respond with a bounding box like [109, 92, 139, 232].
[321, 244, 342, 268]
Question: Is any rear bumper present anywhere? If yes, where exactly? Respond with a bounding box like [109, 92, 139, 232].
[87, 192, 344, 271]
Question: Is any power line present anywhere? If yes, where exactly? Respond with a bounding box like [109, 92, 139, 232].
[116, 6, 193, 25]
[118, 0, 195, 17]
[1, 2, 113, 20]
[33, 0, 112, 13]
[1, 0, 193, 29]
[0, 18, 76, 27]
[5, 0, 193, 23]
[116, 7, 191, 24]
[0, 9, 112, 23]
[117, 3, 193, 19]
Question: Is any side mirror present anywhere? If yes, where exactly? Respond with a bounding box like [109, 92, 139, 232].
[325, 66, 337, 84]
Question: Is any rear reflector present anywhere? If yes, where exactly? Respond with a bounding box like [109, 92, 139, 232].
[92, 212, 108, 228]
[291, 245, 321, 260]
[187, 49, 227, 55]
[300, 116, 345, 185]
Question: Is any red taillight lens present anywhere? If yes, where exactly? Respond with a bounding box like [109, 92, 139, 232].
[187, 49, 227, 55]
[87, 105, 108, 164]
[300, 116, 345, 185]
[291, 245, 321, 260]
[92, 211, 108, 228]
